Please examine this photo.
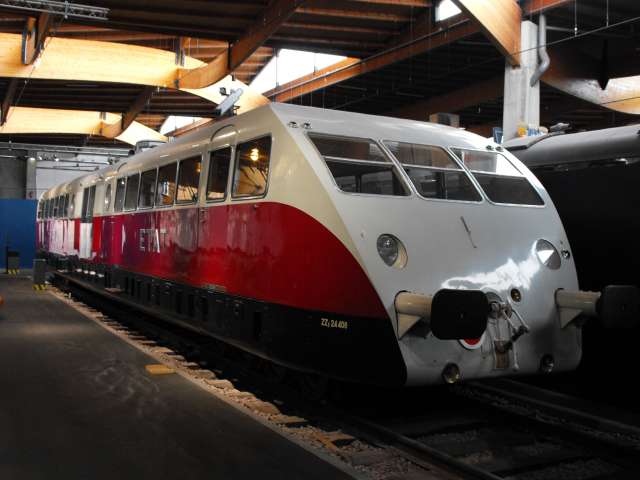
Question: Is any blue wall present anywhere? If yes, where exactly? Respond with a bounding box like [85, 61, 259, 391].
[0, 199, 36, 269]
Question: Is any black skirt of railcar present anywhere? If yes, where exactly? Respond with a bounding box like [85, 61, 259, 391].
[530, 160, 640, 409]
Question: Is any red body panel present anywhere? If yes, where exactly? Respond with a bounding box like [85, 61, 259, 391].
[51, 202, 388, 319]
[73, 218, 81, 250]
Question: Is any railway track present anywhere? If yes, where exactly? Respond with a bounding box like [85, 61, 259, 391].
[52, 272, 640, 480]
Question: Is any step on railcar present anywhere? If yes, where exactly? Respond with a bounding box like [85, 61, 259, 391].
[36, 104, 639, 386]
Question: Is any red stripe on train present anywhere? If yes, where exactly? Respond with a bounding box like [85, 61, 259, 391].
[51, 202, 387, 320]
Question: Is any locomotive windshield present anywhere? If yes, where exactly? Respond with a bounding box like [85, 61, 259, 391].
[383, 141, 481, 202]
[451, 149, 544, 206]
[308, 133, 409, 196]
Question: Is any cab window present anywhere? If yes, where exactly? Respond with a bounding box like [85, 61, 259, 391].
[451, 149, 544, 206]
[384, 141, 481, 202]
[206, 147, 231, 201]
[176, 157, 201, 204]
[232, 137, 271, 198]
[309, 134, 409, 196]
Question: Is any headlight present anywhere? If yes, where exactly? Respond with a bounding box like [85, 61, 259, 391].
[535, 239, 561, 270]
[376, 234, 407, 268]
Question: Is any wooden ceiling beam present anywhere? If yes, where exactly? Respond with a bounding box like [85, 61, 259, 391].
[0, 106, 165, 145]
[267, 19, 477, 102]
[348, 0, 431, 6]
[178, 0, 304, 89]
[0, 33, 269, 114]
[266, 0, 573, 103]
[22, 12, 52, 65]
[100, 86, 156, 139]
[296, 7, 411, 22]
[0, 77, 18, 125]
[451, 0, 522, 66]
[542, 44, 640, 115]
[522, 0, 575, 14]
[282, 21, 399, 36]
[387, 76, 504, 119]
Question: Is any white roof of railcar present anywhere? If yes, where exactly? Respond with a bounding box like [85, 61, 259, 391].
[41, 103, 496, 200]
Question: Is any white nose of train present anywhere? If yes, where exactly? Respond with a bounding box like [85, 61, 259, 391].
[304, 120, 639, 386]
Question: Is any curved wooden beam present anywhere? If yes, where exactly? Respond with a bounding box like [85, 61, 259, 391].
[0, 107, 166, 145]
[0, 33, 269, 108]
[0, 32, 269, 138]
[177, 0, 305, 89]
[452, 0, 521, 66]
[543, 46, 640, 115]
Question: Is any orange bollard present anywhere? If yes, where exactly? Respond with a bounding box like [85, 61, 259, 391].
[0, 295, 3, 307]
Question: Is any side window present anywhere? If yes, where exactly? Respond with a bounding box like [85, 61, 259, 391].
[81, 186, 96, 222]
[114, 177, 126, 212]
[104, 184, 112, 213]
[176, 156, 201, 204]
[207, 147, 231, 201]
[156, 162, 177, 206]
[45, 199, 50, 218]
[232, 136, 271, 198]
[63, 194, 70, 218]
[384, 141, 481, 202]
[308, 134, 409, 196]
[69, 194, 76, 218]
[138, 169, 157, 208]
[124, 173, 140, 211]
[52, 197, 58, 218]
[47, 199, 53, 218]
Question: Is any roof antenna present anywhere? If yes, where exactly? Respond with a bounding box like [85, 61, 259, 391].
[216, 87, 243, 117]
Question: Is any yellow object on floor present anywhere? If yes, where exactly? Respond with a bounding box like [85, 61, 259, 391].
[145, 364, 175, 375]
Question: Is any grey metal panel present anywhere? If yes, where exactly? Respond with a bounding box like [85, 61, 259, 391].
[0, 155, 26, 199]
[505, 125, 640, 167]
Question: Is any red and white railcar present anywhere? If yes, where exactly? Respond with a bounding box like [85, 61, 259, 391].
[37, 104, 635, 386]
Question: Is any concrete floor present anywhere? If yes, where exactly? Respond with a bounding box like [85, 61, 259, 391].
[0, 276, 355, 480]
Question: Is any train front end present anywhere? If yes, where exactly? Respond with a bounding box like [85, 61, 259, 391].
[288, 106, 638, 386]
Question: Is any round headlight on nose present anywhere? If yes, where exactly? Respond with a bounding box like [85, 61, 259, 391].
[377, 234, 407, 268]
[535, 239, 561, 270]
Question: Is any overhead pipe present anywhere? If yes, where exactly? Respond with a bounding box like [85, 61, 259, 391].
[530, 14, 550, 86]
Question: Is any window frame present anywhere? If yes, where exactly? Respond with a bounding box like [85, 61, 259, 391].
[307, 132, 411, 198]
[114, 176, 127, 213]
[155, 161, 178, 208]
[104, 183, 112, 213]
[175, 155, 202, 205]
[448, 147, 546, 208]
[137, 168, 158, 210]
[63, 193, 70, 218]
[206, 146, 233, 204]
[81, 185, 96, 222]
[381, 140, 482, 204]
[123, 173, 141, 212]
[231, 134, 273, 201]
[69, 194, 76, 218]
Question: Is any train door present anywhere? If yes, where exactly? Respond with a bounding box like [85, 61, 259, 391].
[198, 126, 237, 257]
[79, 185, 96, 259]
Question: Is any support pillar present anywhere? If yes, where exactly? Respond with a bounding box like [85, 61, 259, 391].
[502, 21, 540, 142]
[25, 150, 37, 200]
